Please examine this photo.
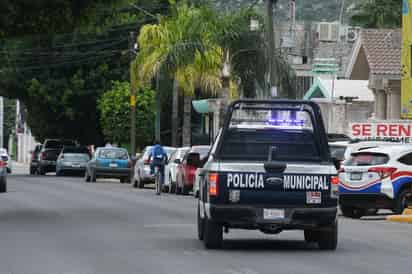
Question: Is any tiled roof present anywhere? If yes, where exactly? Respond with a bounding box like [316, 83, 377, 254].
[361, 29, 401, 76]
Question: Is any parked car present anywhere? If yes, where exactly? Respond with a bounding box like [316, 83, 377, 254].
[343, 141, 398, 162]
[0, 159, 7, 193]
[176, 145, 210, 195]
[339, 144, 412, 218]
[133, 146, 176, 188]
[38, 139, 77, 175]
[85, 147, 132, 183]
[30, 144, 43, 174]
[164, 147, 190, 193]
[56, 146, 90, 176]
[0, 148, 12, 173]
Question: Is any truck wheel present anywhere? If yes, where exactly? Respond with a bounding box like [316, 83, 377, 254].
[197, 203, 204, 240]
[162, 185, 169, 193]
[138, 174, 145, 188]
[317, 222, 338, 250]
[341, 206, 365, 219]
[394, 188, 412, 214]
[0, 179, 6, 193]
[182, 185, 190, 195]
[39, 167, 46, 176]
[91, 171, 96, 182]
[304, 230, 318, 243]
[84, 170, 91, 182]
[203, 216, 223, 249]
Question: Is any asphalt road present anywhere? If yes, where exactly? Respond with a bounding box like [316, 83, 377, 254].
[1, 167, 412, 274]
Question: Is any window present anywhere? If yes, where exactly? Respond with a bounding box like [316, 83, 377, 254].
[346, 153, 389, 166]
[399, 152, 412, 165]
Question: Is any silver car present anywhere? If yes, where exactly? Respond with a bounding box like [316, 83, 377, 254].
[164, 147, 190, 192]
[56, 147, 91, 176]
[133, 146, 176, 188]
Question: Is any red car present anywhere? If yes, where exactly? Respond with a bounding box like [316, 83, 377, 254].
[175, 146, 210, 195]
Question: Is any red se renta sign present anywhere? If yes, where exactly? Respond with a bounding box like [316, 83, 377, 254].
[349, 122, 412, 143]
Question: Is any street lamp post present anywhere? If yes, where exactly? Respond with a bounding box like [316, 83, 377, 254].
[129, 4, 162, 146]
[129, 32, 137, 156]
[266, 0, 278, 98]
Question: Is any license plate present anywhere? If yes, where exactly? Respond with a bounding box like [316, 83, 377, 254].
[109, 163, 118, 168]
[72, 164, 81, 168]
[306, 191, 322, 204]
[263, 209, 284, 220]
[350, 172, 362, 180]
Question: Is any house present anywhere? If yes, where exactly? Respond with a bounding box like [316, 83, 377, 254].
[303, 77, 374, 133]
[345, 29, 402, 120]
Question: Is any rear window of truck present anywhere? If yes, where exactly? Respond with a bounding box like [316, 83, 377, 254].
[218, 108, 322, 162]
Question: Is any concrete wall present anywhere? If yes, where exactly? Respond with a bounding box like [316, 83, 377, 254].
[16, 125, 37, 164]
[313, 99, 374, 134]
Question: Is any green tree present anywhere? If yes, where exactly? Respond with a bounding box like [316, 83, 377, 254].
[98, 81, 155, 148]
[133, 2, 223, 146]
[0, 0, 170, 145]
[350, 0, 401, 28]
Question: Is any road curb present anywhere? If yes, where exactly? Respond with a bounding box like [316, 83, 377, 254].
[386, 207, 412, 224]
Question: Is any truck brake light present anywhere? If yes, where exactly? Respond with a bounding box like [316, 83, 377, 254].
[368, 167, 397, 179]
[208, 173, 219, 197]
[331, 176, 339, 198]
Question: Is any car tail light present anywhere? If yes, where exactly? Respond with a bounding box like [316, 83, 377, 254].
[368, 167, 397, 179]
[330, 176, 339, 198]
[128, 160, 132, 168]
[208, 173, 219, 197]
[41, 152, 46, 160]
[0, 161, 6, 168]
[144, 159, 151, 165]
[32, 152, 36, 160]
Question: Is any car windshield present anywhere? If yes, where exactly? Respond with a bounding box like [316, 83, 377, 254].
[63, 147, 89, 154]
[346, 152, 389, 166]
[63, 153, 90, 161]
[192, 147, 210, 159]
[45, 140, 63, 149]
[98, 149, 128, 160]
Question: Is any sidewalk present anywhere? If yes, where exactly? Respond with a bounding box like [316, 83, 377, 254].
[387, 207, 412, 224]
[10, 161, 29, 175]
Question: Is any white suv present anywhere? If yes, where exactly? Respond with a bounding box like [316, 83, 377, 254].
[339, 144, 412, 218]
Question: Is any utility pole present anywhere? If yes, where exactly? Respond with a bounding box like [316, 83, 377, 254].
[129, 31, 136, 156]
[0, 96, 3, 149]
[266, 0, 278, 98]
[155, 72, 161, 142]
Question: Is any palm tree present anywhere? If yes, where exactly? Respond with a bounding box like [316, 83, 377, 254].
[133, 3, 223, 146]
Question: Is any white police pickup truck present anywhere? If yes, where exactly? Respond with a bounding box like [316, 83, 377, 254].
[197, 100, 340, 250]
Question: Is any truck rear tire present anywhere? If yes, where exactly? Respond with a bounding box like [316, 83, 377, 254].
[197, 203, 204, 241]
[0, 179, 6, 193]
[317, 222, 338, 250]
[304, 230, 318, 243]
[203, 217, 222, 249]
